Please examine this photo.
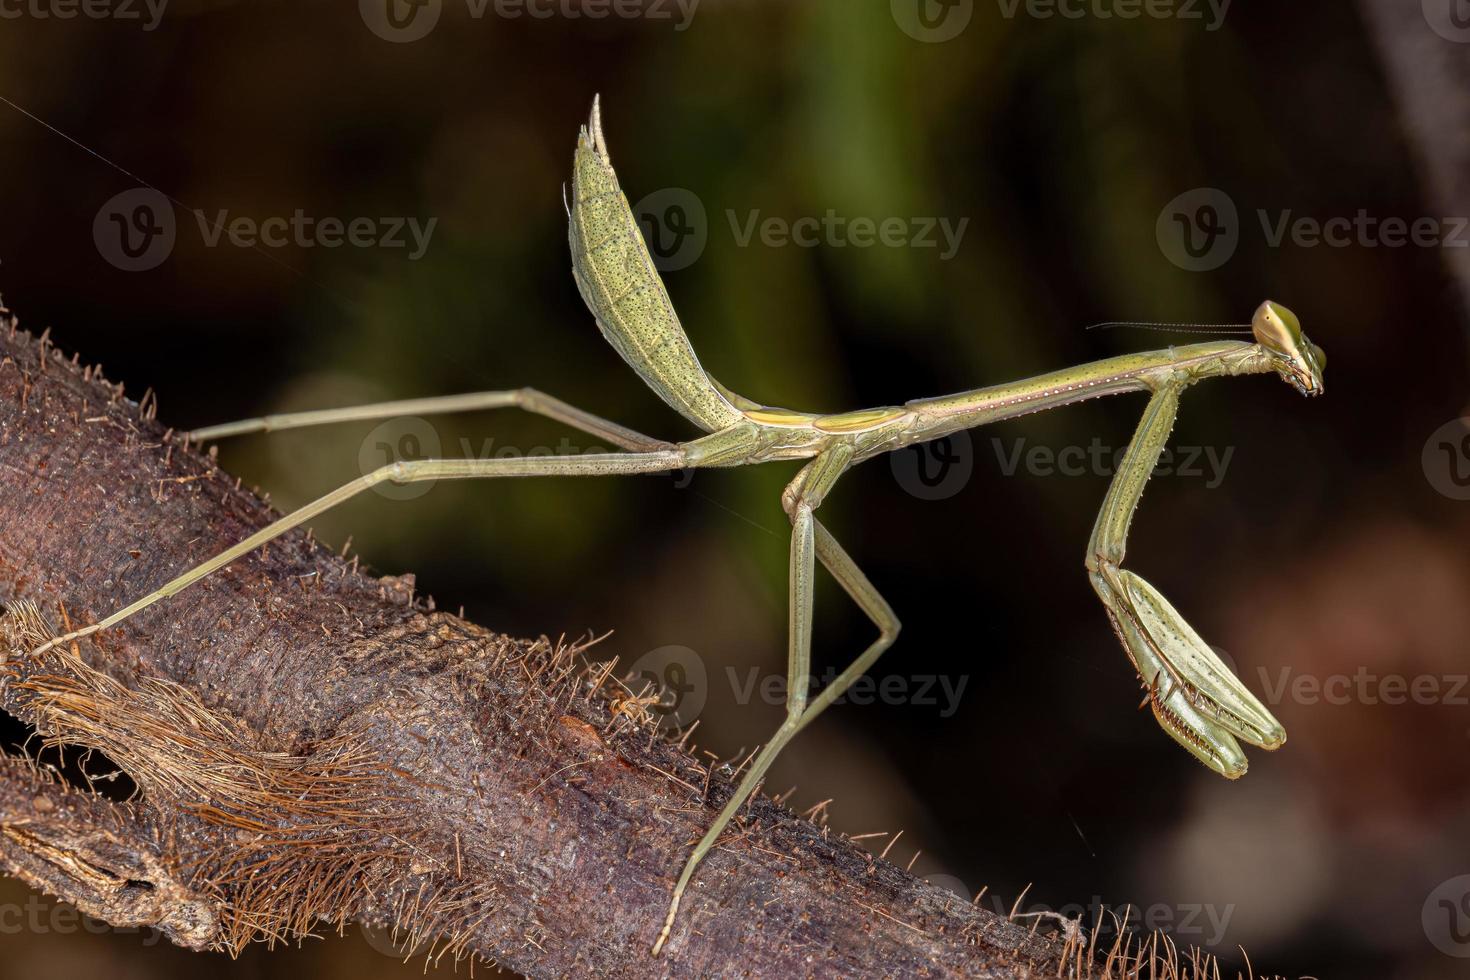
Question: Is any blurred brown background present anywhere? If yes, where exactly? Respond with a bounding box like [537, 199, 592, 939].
[2, 1, 1470, 977]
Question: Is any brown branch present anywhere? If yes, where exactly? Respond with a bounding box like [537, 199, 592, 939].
[0, 305, 1077, 978]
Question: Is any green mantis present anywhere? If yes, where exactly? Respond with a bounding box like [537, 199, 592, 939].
[25, 97, 1324, 956]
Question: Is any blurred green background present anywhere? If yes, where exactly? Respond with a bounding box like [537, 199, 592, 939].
[2, 1, 1470, 977]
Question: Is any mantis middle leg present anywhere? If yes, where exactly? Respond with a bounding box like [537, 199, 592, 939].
[654, 446, 902, 954]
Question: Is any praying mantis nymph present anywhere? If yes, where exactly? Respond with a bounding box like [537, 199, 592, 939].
[26, 97, 1325, 956]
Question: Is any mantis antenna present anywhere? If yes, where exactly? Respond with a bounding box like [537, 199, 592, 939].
[1085, 320, 1255, 335]
[24, 96, 1326, 957]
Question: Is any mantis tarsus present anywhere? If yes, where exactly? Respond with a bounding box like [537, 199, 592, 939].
[27, 97, 1325, 956]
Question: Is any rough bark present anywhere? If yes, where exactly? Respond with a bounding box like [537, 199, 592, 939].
[0, 304, 1076, 978]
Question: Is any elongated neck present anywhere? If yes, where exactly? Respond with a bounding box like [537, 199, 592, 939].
[901, 341, 1269, 444]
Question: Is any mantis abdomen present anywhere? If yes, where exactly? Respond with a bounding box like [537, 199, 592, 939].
[569, 103, 745, 434]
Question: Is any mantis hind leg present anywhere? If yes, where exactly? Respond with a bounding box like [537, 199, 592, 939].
[188, 387, 673, 453]
[27, 450, 688, 660]
[654, 448, 901, 955]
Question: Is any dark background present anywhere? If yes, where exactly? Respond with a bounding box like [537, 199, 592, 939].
[2, 1, 1469, 977]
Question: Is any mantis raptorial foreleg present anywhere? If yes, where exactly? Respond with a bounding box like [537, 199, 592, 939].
[1085, 382, 1284, 778]
[655, 445, 903, 955]
[26, 449, 687, 660]
[189, 387, 673, 453]
[1087, 383, 1183, 579]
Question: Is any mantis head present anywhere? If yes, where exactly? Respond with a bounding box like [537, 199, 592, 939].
[1252, 300, 1324, 396]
